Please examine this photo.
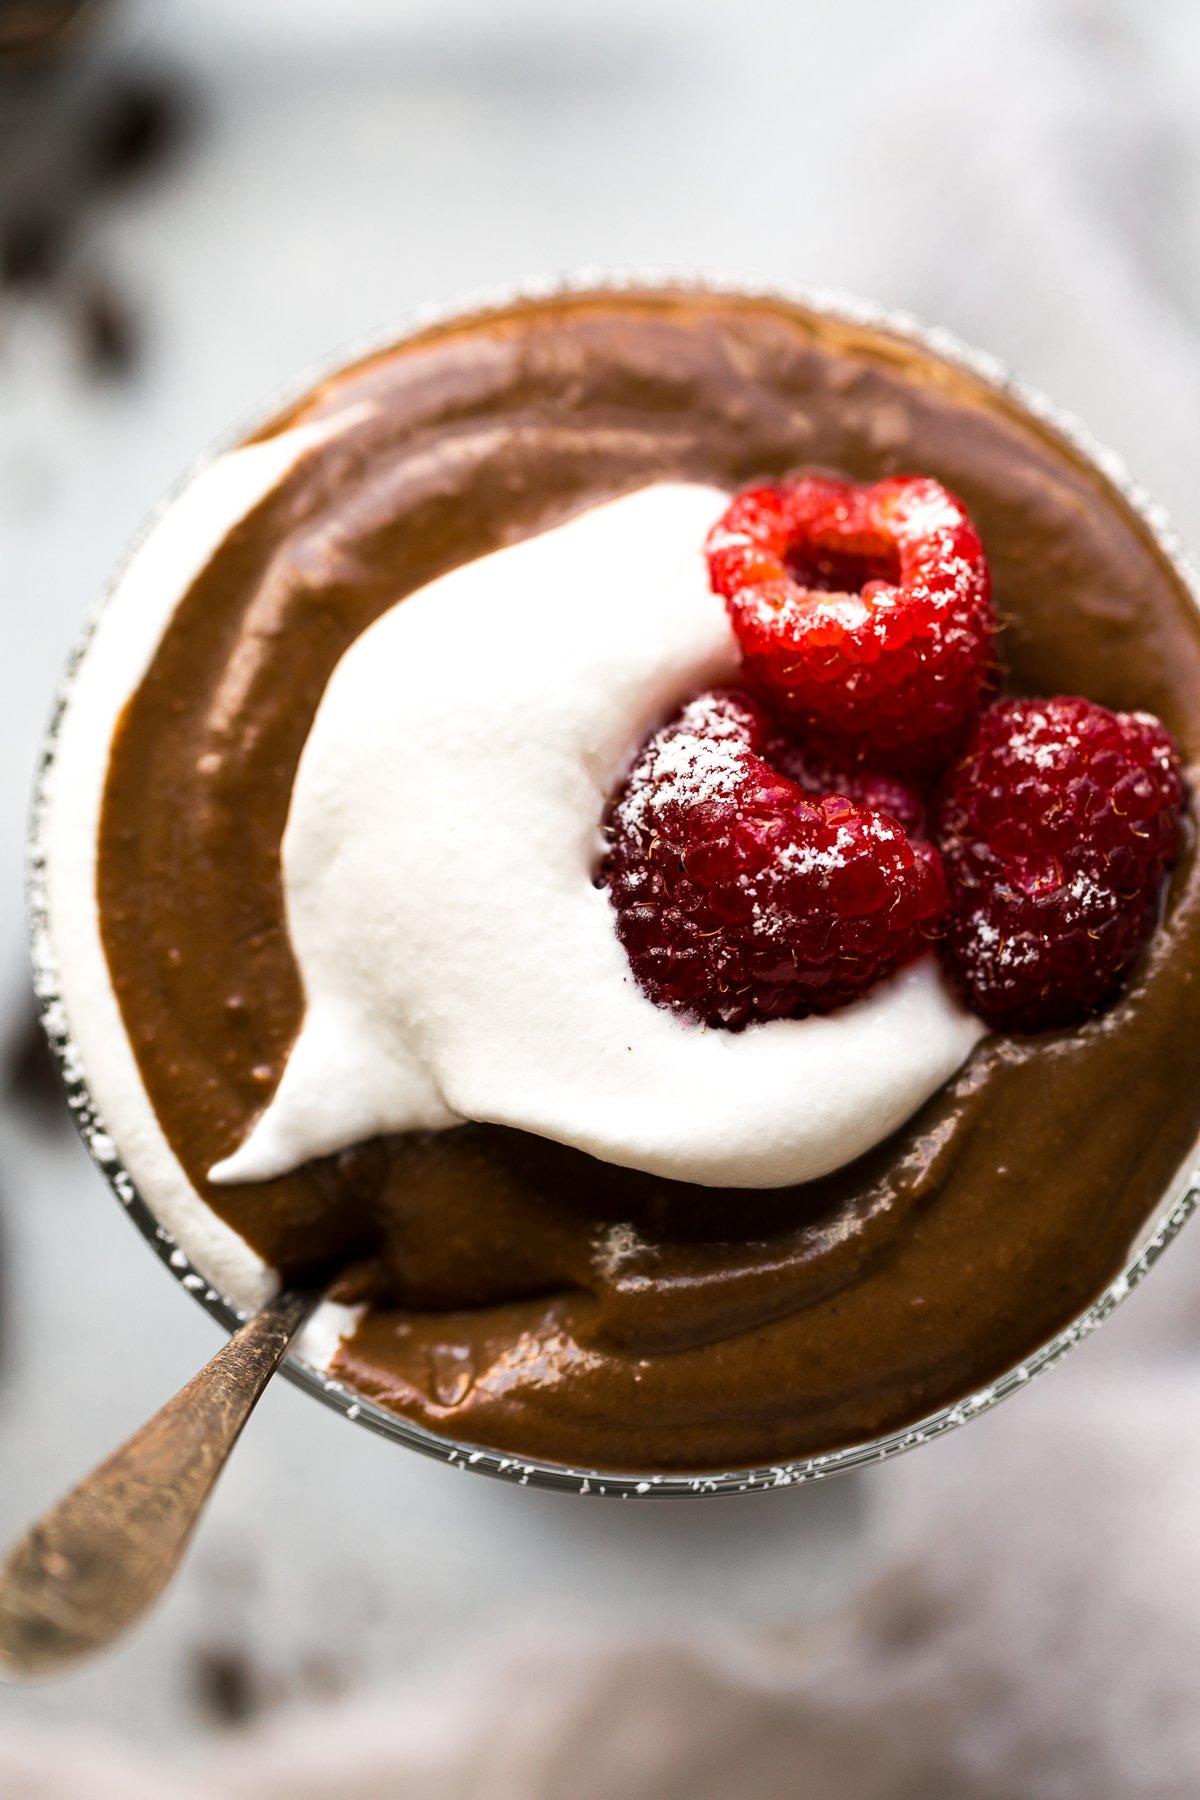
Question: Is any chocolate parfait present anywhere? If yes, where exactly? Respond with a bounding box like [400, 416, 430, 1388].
[32, 281, 1200, 1488]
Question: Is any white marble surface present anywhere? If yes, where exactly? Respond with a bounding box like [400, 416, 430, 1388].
[3, 0, 1200, 1778]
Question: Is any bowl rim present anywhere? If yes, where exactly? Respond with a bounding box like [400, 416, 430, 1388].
[26, 267, 1200, 1498]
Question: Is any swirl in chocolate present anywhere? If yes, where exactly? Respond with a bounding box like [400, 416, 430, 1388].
[80, 288, 1200, 1472]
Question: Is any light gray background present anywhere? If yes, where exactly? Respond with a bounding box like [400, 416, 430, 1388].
[3, 0, 1200, 1762]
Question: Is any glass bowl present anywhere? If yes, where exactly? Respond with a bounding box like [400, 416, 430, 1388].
[27, 273, 1200, 1498]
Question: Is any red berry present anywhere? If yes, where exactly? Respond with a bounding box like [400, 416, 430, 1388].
[706, 473, 995, 771]
[602, 689, 947, 1030]
[765, 733, 929, 840]
[933, 696, 1185, 1031]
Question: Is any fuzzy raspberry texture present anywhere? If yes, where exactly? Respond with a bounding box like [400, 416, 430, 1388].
[602, 689, 946, 1030]
[933, 696, 1184, 1031]
[706, 473, 995, 771]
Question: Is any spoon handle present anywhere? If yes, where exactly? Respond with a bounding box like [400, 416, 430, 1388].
[0, 1284, 317, 1680]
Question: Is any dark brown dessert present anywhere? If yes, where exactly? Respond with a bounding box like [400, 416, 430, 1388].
[96, 287, 1200, 1472]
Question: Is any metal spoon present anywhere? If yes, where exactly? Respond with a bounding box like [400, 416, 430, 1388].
[0, 1284, 317, 1680]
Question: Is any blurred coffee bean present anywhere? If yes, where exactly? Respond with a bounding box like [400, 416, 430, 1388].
[1, 48, 195, 379]
[0, 204, 66, 287]
[82, 72, 191, 189]
[4, 991, 67, 1128]
[0, 0, 95, 61]
[189, 1644, 265, 1729]
[70, 269, 139, 374]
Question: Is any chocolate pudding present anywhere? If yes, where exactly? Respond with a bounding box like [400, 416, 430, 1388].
[87, 287, 1200, 1472]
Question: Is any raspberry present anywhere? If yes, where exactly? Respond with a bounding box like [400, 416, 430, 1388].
[765, 734, 929, 841]
[602, 689, 946, 1030]
[706, 473, 995, 771]
[933, 696, 1185, 1031]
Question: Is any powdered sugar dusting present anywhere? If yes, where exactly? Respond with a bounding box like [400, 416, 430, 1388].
[31, 273, 1200, 1494]
[605, 687, 949, 1029]
[936, 695, 1184, 1028]
[212, 485, 982, 1191]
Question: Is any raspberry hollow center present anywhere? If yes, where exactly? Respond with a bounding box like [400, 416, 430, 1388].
[783, 538, 901, 596]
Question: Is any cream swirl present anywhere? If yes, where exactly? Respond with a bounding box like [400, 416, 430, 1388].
[211, 484, 982, 1191]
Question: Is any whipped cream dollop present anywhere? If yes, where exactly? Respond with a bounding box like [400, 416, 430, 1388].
[212, 484, 983, 1191]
